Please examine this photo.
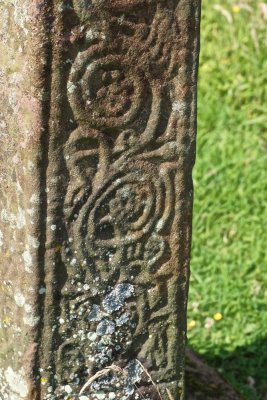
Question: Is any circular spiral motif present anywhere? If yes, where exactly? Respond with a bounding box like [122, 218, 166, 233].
[68, 52, 145, 130]
[71, 163, 169, 267]
[85, 168, 163, 248]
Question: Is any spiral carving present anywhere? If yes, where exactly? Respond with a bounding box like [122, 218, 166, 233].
[68, 51, 146, 130]
[44, 0, 199, 399]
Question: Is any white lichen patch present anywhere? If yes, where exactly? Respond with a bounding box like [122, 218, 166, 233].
[67, 82, 77, 93]
[64, 384, 72, 394]
[102, 284, 134, 313]
[16, 181, 23, 194]
[24, 303, 33, 313]
[26, 207, 35, 216]
[88, 304, 103, 322]
[156, 219, 164, 232]
[0, 117, 7, 137]
[30, 193, 40, 205]
[23, 313, 39, 327]
[115, 313, 129, 327]
[14, 290, 25, 307]
[96, 319, 116, 336]
[0, 229, 3, 247]
[16, 207, 26, 229]
[85, 28, 105, 42]
[22, 248, 33, 273]
[27, 160, 35, 171]
[27, 234, 40, 249]
[51, 278, 138, 398]
[39, 287, 46, 295]
[13, 0, 30, 33]
[1, 207, 26, 229]
[124, 360, 143, 395]
[20, 301, 40, 327]
[0, 366, 28, 399]
[172, 100, 187, 115]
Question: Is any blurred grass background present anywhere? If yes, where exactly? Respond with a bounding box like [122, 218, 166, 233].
[188, 1, 267, 399]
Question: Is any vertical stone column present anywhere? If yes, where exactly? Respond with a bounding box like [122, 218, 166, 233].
[0, 1, 200, 400]
[0, 1, 52, 399]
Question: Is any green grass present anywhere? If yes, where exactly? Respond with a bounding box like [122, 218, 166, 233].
[188, 1, 267, 399]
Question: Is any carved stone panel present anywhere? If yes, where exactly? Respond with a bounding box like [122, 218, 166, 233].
[39, 1, 200, 399]
[0, 1, 200, 399]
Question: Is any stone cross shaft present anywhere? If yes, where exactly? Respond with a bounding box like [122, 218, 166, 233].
[0, 1, 200, 399]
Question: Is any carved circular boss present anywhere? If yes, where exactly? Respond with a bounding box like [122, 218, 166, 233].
[68, 51, 145, 130]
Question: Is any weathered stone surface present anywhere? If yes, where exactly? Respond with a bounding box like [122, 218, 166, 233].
[0, 1, 51, 399]
[0, 1, 200, 399]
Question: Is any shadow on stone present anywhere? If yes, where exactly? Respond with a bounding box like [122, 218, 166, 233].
[186, 337, 267, 400]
